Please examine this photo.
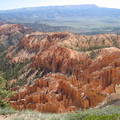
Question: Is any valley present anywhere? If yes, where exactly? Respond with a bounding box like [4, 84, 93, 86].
[0, 23, 120, 115]
[1, 5, 120, 34]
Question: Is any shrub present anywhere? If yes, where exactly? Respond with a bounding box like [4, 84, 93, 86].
[0, 72, 15, 108]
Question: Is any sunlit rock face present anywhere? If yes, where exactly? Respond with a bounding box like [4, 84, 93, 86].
[1, 25, 120, 113]
[115, 84, 120, 94]
[9, 73, 105, 113]
[7, 32, 120, 64]
[31, 46, 91, 75]
[9, 47, 120, 113]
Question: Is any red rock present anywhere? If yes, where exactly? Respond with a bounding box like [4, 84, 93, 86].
[32, 46, 91, 75]
[9, 73, 106, 113]
[5, 31, 120, 113]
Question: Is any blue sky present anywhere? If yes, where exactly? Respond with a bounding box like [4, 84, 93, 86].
[0, 0, 120, 10]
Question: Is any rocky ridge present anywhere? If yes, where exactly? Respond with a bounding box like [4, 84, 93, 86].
[0, 24, 32, 48]
[0, 24, 120, 113]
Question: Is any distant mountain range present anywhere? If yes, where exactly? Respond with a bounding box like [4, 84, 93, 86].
[1, 4, 120, 34]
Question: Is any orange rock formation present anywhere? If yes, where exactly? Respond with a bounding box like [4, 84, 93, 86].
[1, 26, 119, 113]
[9, 74, 105, 113]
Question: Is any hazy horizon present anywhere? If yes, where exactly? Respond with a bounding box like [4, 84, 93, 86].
[0, 0, 120, 10]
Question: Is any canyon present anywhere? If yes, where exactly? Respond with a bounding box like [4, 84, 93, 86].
[0, 24, 120, 113]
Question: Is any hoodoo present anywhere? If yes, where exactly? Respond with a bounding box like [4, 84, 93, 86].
[7, 31, 120, 113]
